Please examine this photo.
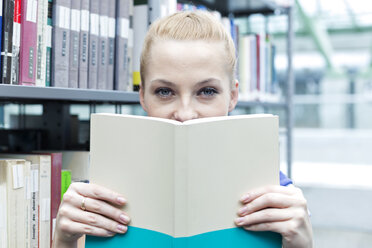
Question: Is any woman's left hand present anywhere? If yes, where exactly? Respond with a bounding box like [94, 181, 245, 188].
[235, 185, 313, 248]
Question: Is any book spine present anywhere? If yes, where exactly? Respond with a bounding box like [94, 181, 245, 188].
[52, 0, 71, 87]
[1, 0, 15, 85]
[50, 153, 62, 247]
[97, 0, 108, 90]
[35, 0, 48, 86]
[24, 161, 31, 248]
[68, 0, 81, 88]
[128, 0, 133, 91]
[114, 0, 130, 91]
[11, 0, 21, 85]
[255, 34, 260, 93]
[20, 0, 38, 85]
[0, 2, 3, 81]
[107, 0, 116, 91]
[132, 0, 147, 91]
[39, 156, 51, 248]
[6, 160, 26, 247]
[30, 164, 39, 248]
[0, 162, 8, 248]
[78, 0, 89, 88]
[45, 0, 52, 86]
[60, 170, 71, 201]
[88, 0, 99, 89]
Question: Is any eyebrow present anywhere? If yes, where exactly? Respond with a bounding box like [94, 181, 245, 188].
[150, 78, 221, 87]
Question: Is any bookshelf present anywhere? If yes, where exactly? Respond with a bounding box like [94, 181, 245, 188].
[0, 0, 294, 176]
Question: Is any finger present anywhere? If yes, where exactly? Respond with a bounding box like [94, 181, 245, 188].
[59, 217, 123, 237]
[238, 193, 297, 216]
[70, 182, 127, 206]
[61, 204, 128, 234]
[235, 208, 292, 227]
[242, 221, 287, 234]
[240, 185, 298, 204]
[79, 196, 130, 225]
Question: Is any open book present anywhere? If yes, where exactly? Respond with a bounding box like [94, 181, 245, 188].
[86, 114, 281, 247]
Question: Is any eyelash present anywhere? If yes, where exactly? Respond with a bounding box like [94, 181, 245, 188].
[197, 87, 219, 97]
[154, 86, 219, 98]
[155, 87, 175, 98]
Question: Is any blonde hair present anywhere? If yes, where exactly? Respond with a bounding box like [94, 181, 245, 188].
[140, 11, 236, 87]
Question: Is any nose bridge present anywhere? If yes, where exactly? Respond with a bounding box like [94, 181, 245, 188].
[174, 94, 197, 121]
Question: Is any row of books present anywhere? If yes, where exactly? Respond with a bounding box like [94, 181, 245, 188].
[0, 0, 281, 101]
[0, 151, 89, 248]
[237, 33, 280, 102]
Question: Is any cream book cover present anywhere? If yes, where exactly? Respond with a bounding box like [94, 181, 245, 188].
[86, 114, 281, 247]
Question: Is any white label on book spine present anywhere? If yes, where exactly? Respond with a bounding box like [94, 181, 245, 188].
[12, 164, 24, 189]
[100, 15, 108, 37]
[120, 18, 129, 39]
[128, 29, 134, 48]
[31, 169, 39, 192]
[108, 18, 116, 38]
[52, 218, 57, 237]
[57, 6, 71, 29]
[46, 25, 52, 47]
[41, 198, 51, 221]
[26, 0, 38, 23]
[71, 9, 81, 32]
[13, 23, 21, 47]
[81, 10, 90, 32]
[90, 13, 99, 36]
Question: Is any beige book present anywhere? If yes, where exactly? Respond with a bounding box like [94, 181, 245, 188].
[89, 114, 279, 239]
[0, 159, 28, 248]
[0, 155, 51, 248]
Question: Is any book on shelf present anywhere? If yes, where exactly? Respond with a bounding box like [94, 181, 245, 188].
[115, 0, 131, 91]
[52, 0, 71, 88]
[45, 0, 53, 87]
[78, 0, 90, 89]
[0, 159, 29, 247]
[132, 0, 148, 91]
[0, 2, 2, 79]
[107, 0, 116, 90]
[19, 0, 38, 85]
[68, 0, 81, 88]
[11, 0, 21, 85]
[97, 0, 109, 90]
[86, 114, 281, 247]
[36, 0, 49, 87]
[1, 0, 15, 85]
[88, 0, 99, 89]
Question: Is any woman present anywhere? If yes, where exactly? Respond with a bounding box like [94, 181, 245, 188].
[53, 11, 313, 248]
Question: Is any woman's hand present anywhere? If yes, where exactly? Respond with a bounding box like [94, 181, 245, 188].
[235, 185, 313, 248]
[53, 182, 130, 248]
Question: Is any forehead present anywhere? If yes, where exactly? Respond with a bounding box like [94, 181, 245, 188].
[146, 39, 229, 80]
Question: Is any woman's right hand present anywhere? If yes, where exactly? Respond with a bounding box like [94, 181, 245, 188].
[53, 182, 130, 248]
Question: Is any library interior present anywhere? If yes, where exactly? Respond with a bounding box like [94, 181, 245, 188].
[1, 0, 372, 247]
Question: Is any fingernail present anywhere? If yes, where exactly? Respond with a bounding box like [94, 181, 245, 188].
[238, 206, 248, 216]
[107, 231, 115, 236]
[235, 217, 245, 226]
[119, 214, 130, 224]
[117, 197, 126, 204]
[117, 224, 127, 233]
[240, 194, 250, 203]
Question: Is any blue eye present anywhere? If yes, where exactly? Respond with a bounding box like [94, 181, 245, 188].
[155, 87, 174, 98]
[198, 87, 218, 97]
